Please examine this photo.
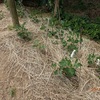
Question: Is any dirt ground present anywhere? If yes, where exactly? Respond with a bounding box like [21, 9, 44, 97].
[0, 4, 100, 100]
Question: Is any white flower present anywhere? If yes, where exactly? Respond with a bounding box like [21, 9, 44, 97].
[96, 59, 100, 66]
[70, 50, 76, 58]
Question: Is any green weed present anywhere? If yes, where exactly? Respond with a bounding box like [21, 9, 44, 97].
[61, 13, 100, 40]
[53, 58, 82, 78]
[9, 88, 16, 98]
[15, 23, 32, 41]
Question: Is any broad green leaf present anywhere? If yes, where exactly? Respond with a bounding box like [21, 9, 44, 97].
[61, 39, 67, 47]
[59, 59, 68, 68]
[54, 70, 59, 75]
[63, 68, 76, 78]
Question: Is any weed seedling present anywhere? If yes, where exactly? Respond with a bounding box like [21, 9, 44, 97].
[15, 23, 32, 41]
[9, 88, 16, 98]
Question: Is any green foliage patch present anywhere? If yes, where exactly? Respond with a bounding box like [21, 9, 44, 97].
[61, 13, 100, 40]
[15, 23, 32, 41]
[53, 58, 82, 78]
[9, 88, 16, 98]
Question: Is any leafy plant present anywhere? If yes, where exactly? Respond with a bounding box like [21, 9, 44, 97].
[15, 23, 32, 41]
[63, 67, 76, 78]
[61, 13, 100, 40]
[53, 58, 82, 78]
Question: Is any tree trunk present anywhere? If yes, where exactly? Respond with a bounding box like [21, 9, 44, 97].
[0, 0, 3, 3]
[7, 0, 20, 26]
[54, 0, 59, 17]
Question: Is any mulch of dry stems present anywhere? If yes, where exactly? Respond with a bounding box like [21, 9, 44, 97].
[0, 4, 100, 100]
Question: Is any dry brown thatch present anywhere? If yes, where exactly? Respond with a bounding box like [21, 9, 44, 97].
[0, 4, 100, 100]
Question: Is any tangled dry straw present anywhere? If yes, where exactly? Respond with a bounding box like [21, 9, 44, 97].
[0, 4, 100, 100]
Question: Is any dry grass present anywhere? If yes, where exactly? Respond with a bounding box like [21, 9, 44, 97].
[0, 4, 100, 100]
